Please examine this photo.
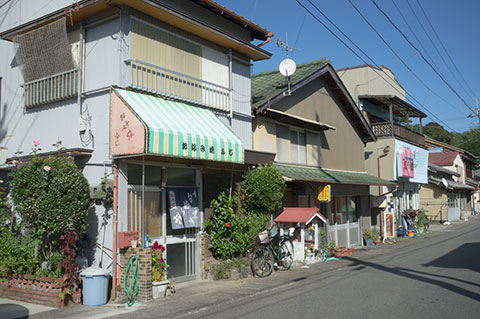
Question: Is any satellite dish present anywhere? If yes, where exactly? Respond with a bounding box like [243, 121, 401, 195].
[279, 58, 296, 77]
[441, 178, 448, 188]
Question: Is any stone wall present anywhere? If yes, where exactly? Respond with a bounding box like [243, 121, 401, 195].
[119, 247, 152, 302]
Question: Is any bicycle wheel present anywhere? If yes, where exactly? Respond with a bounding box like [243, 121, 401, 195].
[251, 246, 274, 277]
[280, 240, 294, 270]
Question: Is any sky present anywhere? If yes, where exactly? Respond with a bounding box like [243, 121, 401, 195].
[216, 0, 480, 133]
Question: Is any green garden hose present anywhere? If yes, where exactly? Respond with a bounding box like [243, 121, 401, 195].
[124, 255, 139, 307]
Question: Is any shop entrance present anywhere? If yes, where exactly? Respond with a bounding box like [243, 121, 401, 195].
[126, 163, 200, 282]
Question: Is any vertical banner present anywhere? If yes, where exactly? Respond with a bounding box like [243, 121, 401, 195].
[384, 211, 395, 238]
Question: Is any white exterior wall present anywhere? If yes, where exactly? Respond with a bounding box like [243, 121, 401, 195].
[444, 154, 465, 184]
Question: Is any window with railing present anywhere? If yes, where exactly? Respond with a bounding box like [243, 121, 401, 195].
[126, 59, 230, 113]
[23, 69, 78, 108]
[14, 17, 79, 109]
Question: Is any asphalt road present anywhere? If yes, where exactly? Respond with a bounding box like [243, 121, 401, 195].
[30, 219, 479, 319]
[179, 220, 480, 319]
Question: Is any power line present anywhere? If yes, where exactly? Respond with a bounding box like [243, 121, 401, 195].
[414, 0, 477, 102]
[348, 0, 469, 118]
[369, 0, 475, 114]
[294, 0, 457, 131]
[390, 0, 442, 82]
[404, 0, 476, 105]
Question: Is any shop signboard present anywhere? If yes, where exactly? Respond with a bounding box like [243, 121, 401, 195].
[317, 185, 331, 202]
[394, 140, 428, 184]
[372, 195, 387, 208]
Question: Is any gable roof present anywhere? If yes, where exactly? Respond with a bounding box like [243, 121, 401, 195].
[251, 59, 376, 142]
[429, 152, 459, 166]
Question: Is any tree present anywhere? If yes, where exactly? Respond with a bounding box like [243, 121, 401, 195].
[421, 122, 453, 144]
[456, 129, 480, 157]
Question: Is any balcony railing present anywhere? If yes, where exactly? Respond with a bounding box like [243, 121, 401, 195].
[24, 69, 78, 108]
[371, 122, 425, 146]
[126, 59, 231, 113]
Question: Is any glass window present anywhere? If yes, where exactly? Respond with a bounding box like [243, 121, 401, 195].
[290, 130, 306, 164]
[347, 197, 358, 223]
[276, 124, 290, 162]
[298, 132, 306, 164]
[128, 164, 162, 186]
[335, 196, 347, 224]
[166, 167, 195, 186]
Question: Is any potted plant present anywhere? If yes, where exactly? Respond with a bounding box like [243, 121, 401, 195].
[372, 227, 382, 245]
[363, 230, 375, 246]
[151, 241, 169, 299]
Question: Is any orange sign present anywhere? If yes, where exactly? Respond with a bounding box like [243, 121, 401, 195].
[385, 212, 394, 238]
[317, 185, 331, 202]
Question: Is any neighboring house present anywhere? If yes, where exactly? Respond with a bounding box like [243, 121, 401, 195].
[428, 150, 476, 221]
[0, 0, 272, 286]
[425, 136, 480, 218]
[421, 162, 465, 223]
[251, 59, 394, 251]
[339, 64, 429, 237]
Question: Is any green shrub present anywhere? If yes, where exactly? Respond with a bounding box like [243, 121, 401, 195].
[241, 164, 286, 215]
[203, 192, 268, 260]
[9, 156, 91, 260]
[0, 229, 38, 277]
[417, 209, 428, 228]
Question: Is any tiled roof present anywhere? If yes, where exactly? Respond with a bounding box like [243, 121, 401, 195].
[251, 59, 329, 109]
[274, 207, 327, 225]
[275, 163, 396, 186]
[429, 152, 459, 166]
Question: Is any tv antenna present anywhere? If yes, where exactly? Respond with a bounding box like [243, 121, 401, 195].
[277, 33, 300, 96]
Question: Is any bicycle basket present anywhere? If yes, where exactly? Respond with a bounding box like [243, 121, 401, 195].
[257, 230, 269, 244]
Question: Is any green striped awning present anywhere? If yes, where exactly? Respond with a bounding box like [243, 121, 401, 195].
[114, 88, 244, 163]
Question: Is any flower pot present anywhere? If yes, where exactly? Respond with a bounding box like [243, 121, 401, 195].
[152, 280, 169, 299]
[131, 240, 138, 248]
[364, 238, 374, 246]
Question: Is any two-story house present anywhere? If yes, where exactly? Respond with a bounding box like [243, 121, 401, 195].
[424, 137, 477, 221]
[251, 59, 394, 252]
[338, 64, 429, 239]
[0, 0, 272, 289]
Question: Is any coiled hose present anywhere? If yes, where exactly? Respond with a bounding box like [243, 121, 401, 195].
[124, 255, 139, 307]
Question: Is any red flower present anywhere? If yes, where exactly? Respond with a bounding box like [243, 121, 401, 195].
[241, 194, 245, 199]
[225, 223, 230, 228]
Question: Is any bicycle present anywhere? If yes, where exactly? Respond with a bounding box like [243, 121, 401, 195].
[251, 229, 294, 278]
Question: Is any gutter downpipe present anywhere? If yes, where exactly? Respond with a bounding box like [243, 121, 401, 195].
[112, 160, 118, 300]
[78, 23, 83, 110]
[256, 32, 273, 48]
[228, 48, 233, 118]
